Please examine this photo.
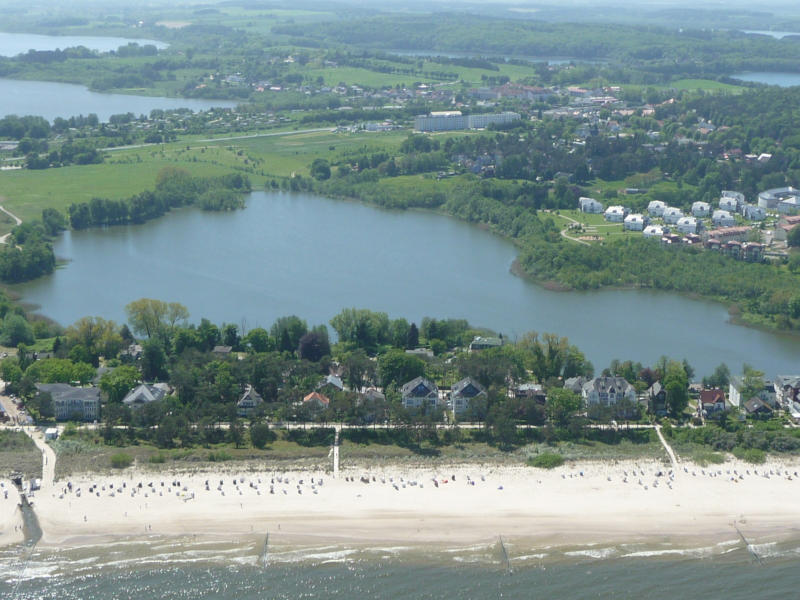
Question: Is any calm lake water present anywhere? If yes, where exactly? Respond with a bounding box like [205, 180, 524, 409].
[0, 78, 237, 122]
[15, 191, 800, 377]
[0, 32, 167, 57]
[733, 72, 800, 87]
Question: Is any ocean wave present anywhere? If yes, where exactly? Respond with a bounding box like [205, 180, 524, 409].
[564, 547, 617, 559]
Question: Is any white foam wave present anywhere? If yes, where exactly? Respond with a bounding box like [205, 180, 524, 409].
[564, 547, 617, 559]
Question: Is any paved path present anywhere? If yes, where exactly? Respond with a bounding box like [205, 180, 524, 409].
[655, 424, 679, 472]
[333, 426, 340, 478]
[0, 205, 22, 244]
[23, 427, 56, 490]
[102, 127, 337, 152]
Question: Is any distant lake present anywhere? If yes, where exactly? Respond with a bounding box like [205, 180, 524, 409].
[733, 72, 800, 87]
[0, 78, 237, 122]
[0, 32, 167, 57]
[741, 30, 800, 39]
[15, 191, 800, 377]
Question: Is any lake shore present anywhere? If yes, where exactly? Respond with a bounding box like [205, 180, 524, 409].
[15, 458, 800, 552]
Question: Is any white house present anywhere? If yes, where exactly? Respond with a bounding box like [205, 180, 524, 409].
[712, 209, 736, 227]
[122, 383, 169, 409]
[742, 204, 766, 221]
[450, 377, 486, 415]
[720, 190, 744, 211]
[662, 206, 683, 224]
[676, 216, 698, 234]
[581, 377, 637, 417]
[604, 205, 626, 222]
[647, 200, 666, 217]
[642, 224, 665, 238]
[400, 376, 439, 410]
[623, 213, 646, 231]
[578, 196, 603, 213]
[691, 201, 711, 217]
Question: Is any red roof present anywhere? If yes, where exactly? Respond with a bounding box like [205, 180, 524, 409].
[700, 389, 725, 405]
[303, 392, 330, 406]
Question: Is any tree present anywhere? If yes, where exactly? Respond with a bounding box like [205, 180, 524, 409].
[244, 327, 272, 353]
[141, 340, 168, 381]
[340, 349, 375, 390]
[99, 365, 140, 403]
[545, 387, 582, 427]
[703, 363, 730, 389]
[329, 308, 390, 352]
[250, 422, 274, 449]
[310, 158, 331, 181]
[125, 298, 189, 342]
[406, 322, 419, 349]
[739, 364, 765, 402]
[297, 328, 330, 362]
[270, 316, 307, 353]
[1, 314, 34, 346]
[377, 349, 425, 388]
[663, 360, 689, 417]
[787, 226, 800, 247]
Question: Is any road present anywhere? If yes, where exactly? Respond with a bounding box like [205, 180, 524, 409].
[23, 427, 56, 490]
[0, 205, 22, 244]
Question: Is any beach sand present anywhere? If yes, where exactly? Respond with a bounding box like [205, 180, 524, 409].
[0, 479, 24, 547]
[25, 458, 800, 550]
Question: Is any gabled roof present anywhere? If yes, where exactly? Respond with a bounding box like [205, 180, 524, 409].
[238, 384, 263, 406]
[699, 389, 725, 405]
[648, 381, 664, 397]
[451, 377, 486, 398]
[400, 376, 438, 397]
[212, 345, 233, 354]
[318, 374, 344, 391]
[303, 391, 330, 406]
[122, 383, 168, 407]
[36, 383, 100, 403]
[744, 397, 771, 414]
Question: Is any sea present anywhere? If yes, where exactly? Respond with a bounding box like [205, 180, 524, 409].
[2, 536, 799, 599]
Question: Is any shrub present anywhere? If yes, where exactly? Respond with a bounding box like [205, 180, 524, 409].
[691, 449, 725, 466]
[732, 447, 766, 464]
[148, 453, 166, 464]
[110, 452, 133, 469]
[207, 450, 232, 462]
[528, 452, 565, 469]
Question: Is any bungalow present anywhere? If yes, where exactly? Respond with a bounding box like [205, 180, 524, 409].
[662, 207, 683, 224]
[303, 391, 330, 410]
[647, 200, 666, 217]
[122, 383, 169, 409]
[400, 376, 439, 410]
[647, 382, 667, 416]
[579, 196, 603, 213]
[742, 204, 766, 221]
[642, 224, 665, 238]
[35, 383, 100, 422]
[450, 377, 487, 415]
[720, 190, 744, 211]
[699, 388, 726, 415]
[469, 336, 503, 352]
[237, 385, 264, 417]
[691, 201, 711, 217]
[623, 213, 646, 231]
[744, 397, 772, 417]
[512, 382, 546, 404]
[604, 205, 627, 222]
[712, 209, 736, 228]
[675, 216, 698, 235]
[581, 377, 637, 417]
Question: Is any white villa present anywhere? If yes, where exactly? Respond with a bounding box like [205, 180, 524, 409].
[662, 206, 683, 224]
[691, 201, 711, 217]
[742, 204, 766, 221]
[676, 216, 698, 234]
[642, 224, 665, 238]
[647, 200, 666, 217]
[623, 213, 646, 231]
[581, 377, 637, 417]
[579, 196, 603, 213]
[712, 209, 736, 228]
[604, 205, 627, 222]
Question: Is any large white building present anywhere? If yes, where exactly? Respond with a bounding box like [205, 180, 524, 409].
[647, 200, 666, 217]
[579, 196, 603, 213]
[662, 206, 683, 224]
[758, 187, 799, 210]
[691, 201, 711, 217]
[721, 190, 745, 211]
[642, 224, 665, 238]
[623, 213, 646, 231]
[414, 111, 520, 132]
[604, 205, 627, 222]
[676, 216, 698, 234]
[712, 209, 736, 228]
[742, 204, 766, 221]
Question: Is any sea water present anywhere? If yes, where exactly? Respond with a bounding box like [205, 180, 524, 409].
[2, 537, 799, 599]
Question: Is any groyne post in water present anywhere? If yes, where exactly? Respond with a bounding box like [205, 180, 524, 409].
[734, 522, 763, 566]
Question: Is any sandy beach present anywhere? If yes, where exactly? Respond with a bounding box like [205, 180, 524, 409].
[17, 457, 800, 550]
[0, 479, 24, 547]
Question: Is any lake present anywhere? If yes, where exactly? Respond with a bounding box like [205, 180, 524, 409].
[741, 30, 800, 39]
[732, 72, 800, 87]
[15, 191, 800, 377]
[0, 32, 167, 57]
[0, 78, 237, 122]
